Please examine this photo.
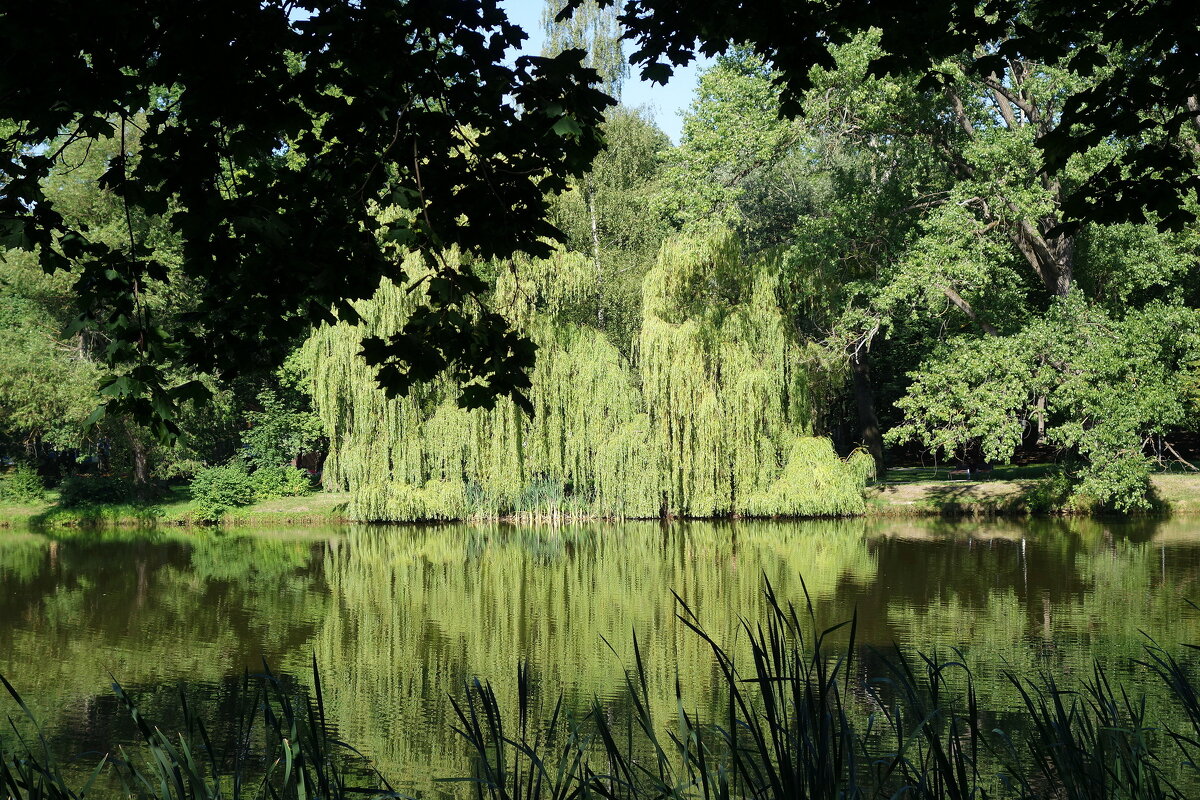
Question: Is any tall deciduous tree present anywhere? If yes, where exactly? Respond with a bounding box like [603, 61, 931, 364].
[543, 0, 628, 100]
[541, 0, 650, 337]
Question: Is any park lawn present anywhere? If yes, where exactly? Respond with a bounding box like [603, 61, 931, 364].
[0, 487, 351, 529]
[867, 470, 1200, 517]
[5, 470, 1200, 526]
[224, 491, 352, 526]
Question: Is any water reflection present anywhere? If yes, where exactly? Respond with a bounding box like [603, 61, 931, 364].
[2, 518, 1200, 796]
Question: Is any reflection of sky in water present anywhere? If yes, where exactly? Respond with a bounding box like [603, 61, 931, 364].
[2, 518, 1199, 796]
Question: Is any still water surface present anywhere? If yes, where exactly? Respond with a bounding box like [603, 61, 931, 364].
[2, 518, 1200, 794]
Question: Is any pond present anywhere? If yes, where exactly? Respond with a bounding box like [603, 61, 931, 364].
[2, 517, 1200, 796]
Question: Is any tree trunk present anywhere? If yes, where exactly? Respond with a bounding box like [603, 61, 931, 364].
[127, 426, 150, 488]
[847, 339, 885, 477]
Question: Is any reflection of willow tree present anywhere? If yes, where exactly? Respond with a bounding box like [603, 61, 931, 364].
[0, 531, 331, 736]
[307, 233, 873, 522]
[309, 520, 876, 795]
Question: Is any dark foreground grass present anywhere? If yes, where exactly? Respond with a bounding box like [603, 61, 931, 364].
[5, 583, 1200, 799]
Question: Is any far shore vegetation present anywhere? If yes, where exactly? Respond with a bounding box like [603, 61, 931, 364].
[7, 469, 1200, 530]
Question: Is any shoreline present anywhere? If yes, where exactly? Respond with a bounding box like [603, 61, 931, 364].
[4, 474, 1200, 530]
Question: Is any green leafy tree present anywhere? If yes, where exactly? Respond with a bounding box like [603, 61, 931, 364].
[659, 49, 805, 242]
[242, 359, 325, 471]
[889, 301, 1200, 511]
[545, 107, 670, 348]
[1, 0, 612, 432]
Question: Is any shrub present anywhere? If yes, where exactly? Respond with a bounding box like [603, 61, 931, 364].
[56, 475, 132, 507]
[190, 464, 256, 522]
[0, 464, 45, 503]
[250, 466, 313, 500]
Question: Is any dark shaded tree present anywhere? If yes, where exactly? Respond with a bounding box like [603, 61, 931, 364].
[0, 0, 612, 434]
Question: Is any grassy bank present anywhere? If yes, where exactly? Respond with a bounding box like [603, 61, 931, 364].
[5, 470, 1200, 528]
[0, 486, 351, 529]
[868, 467, 1200, 517]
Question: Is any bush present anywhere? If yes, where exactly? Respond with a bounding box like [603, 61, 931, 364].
[56, 475, 132, 507]
[190, 464, 256, 522]
[250, 466, 313, 500]
[0, 464, 45, 503]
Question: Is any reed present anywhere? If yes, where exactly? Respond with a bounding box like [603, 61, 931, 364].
[4, 581, 1200, 800]
[1, 659, 395, 800]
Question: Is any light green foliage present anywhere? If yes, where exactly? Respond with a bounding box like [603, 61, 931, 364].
[0, 251, 100, 452]
[742, 438, 876, 517]
[189, 463, 257, 522]
[640, 231, 856, 516]
[541, 0, 627, 99]
[661, 49, 803, 236]
[0, 465, 45, 503]
[353, 479, 468, 523]
[308, 234, 869, 521]
[886, 335, 1035, 466]
[190, 462, 312, 521]
[310, 253, 663, 521]
[250, 466, 314, 500]
[241, 380, 324, 471]
[1075, 222, 1200, 309]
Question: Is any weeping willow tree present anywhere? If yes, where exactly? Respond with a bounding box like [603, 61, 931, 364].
[306, 232, 872, 521]
[307, 249, 660, 520]
[640, 230, 874, 517]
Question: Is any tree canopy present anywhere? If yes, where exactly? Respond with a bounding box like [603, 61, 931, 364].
[4, 0, 1200, 513]
[1, 0, 611, 432]
[597, 0, 1200, 231]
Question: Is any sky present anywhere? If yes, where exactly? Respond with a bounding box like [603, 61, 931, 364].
[498, 0, 713, 143]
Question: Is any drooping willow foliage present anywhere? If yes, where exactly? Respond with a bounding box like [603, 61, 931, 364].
[306, 232, 873, 521]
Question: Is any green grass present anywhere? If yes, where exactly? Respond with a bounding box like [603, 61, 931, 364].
[0, 487, 350, 529]
[869, 467, 1200, 518]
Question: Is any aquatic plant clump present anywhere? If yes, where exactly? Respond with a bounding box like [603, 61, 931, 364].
[307, 233, 870, 521]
